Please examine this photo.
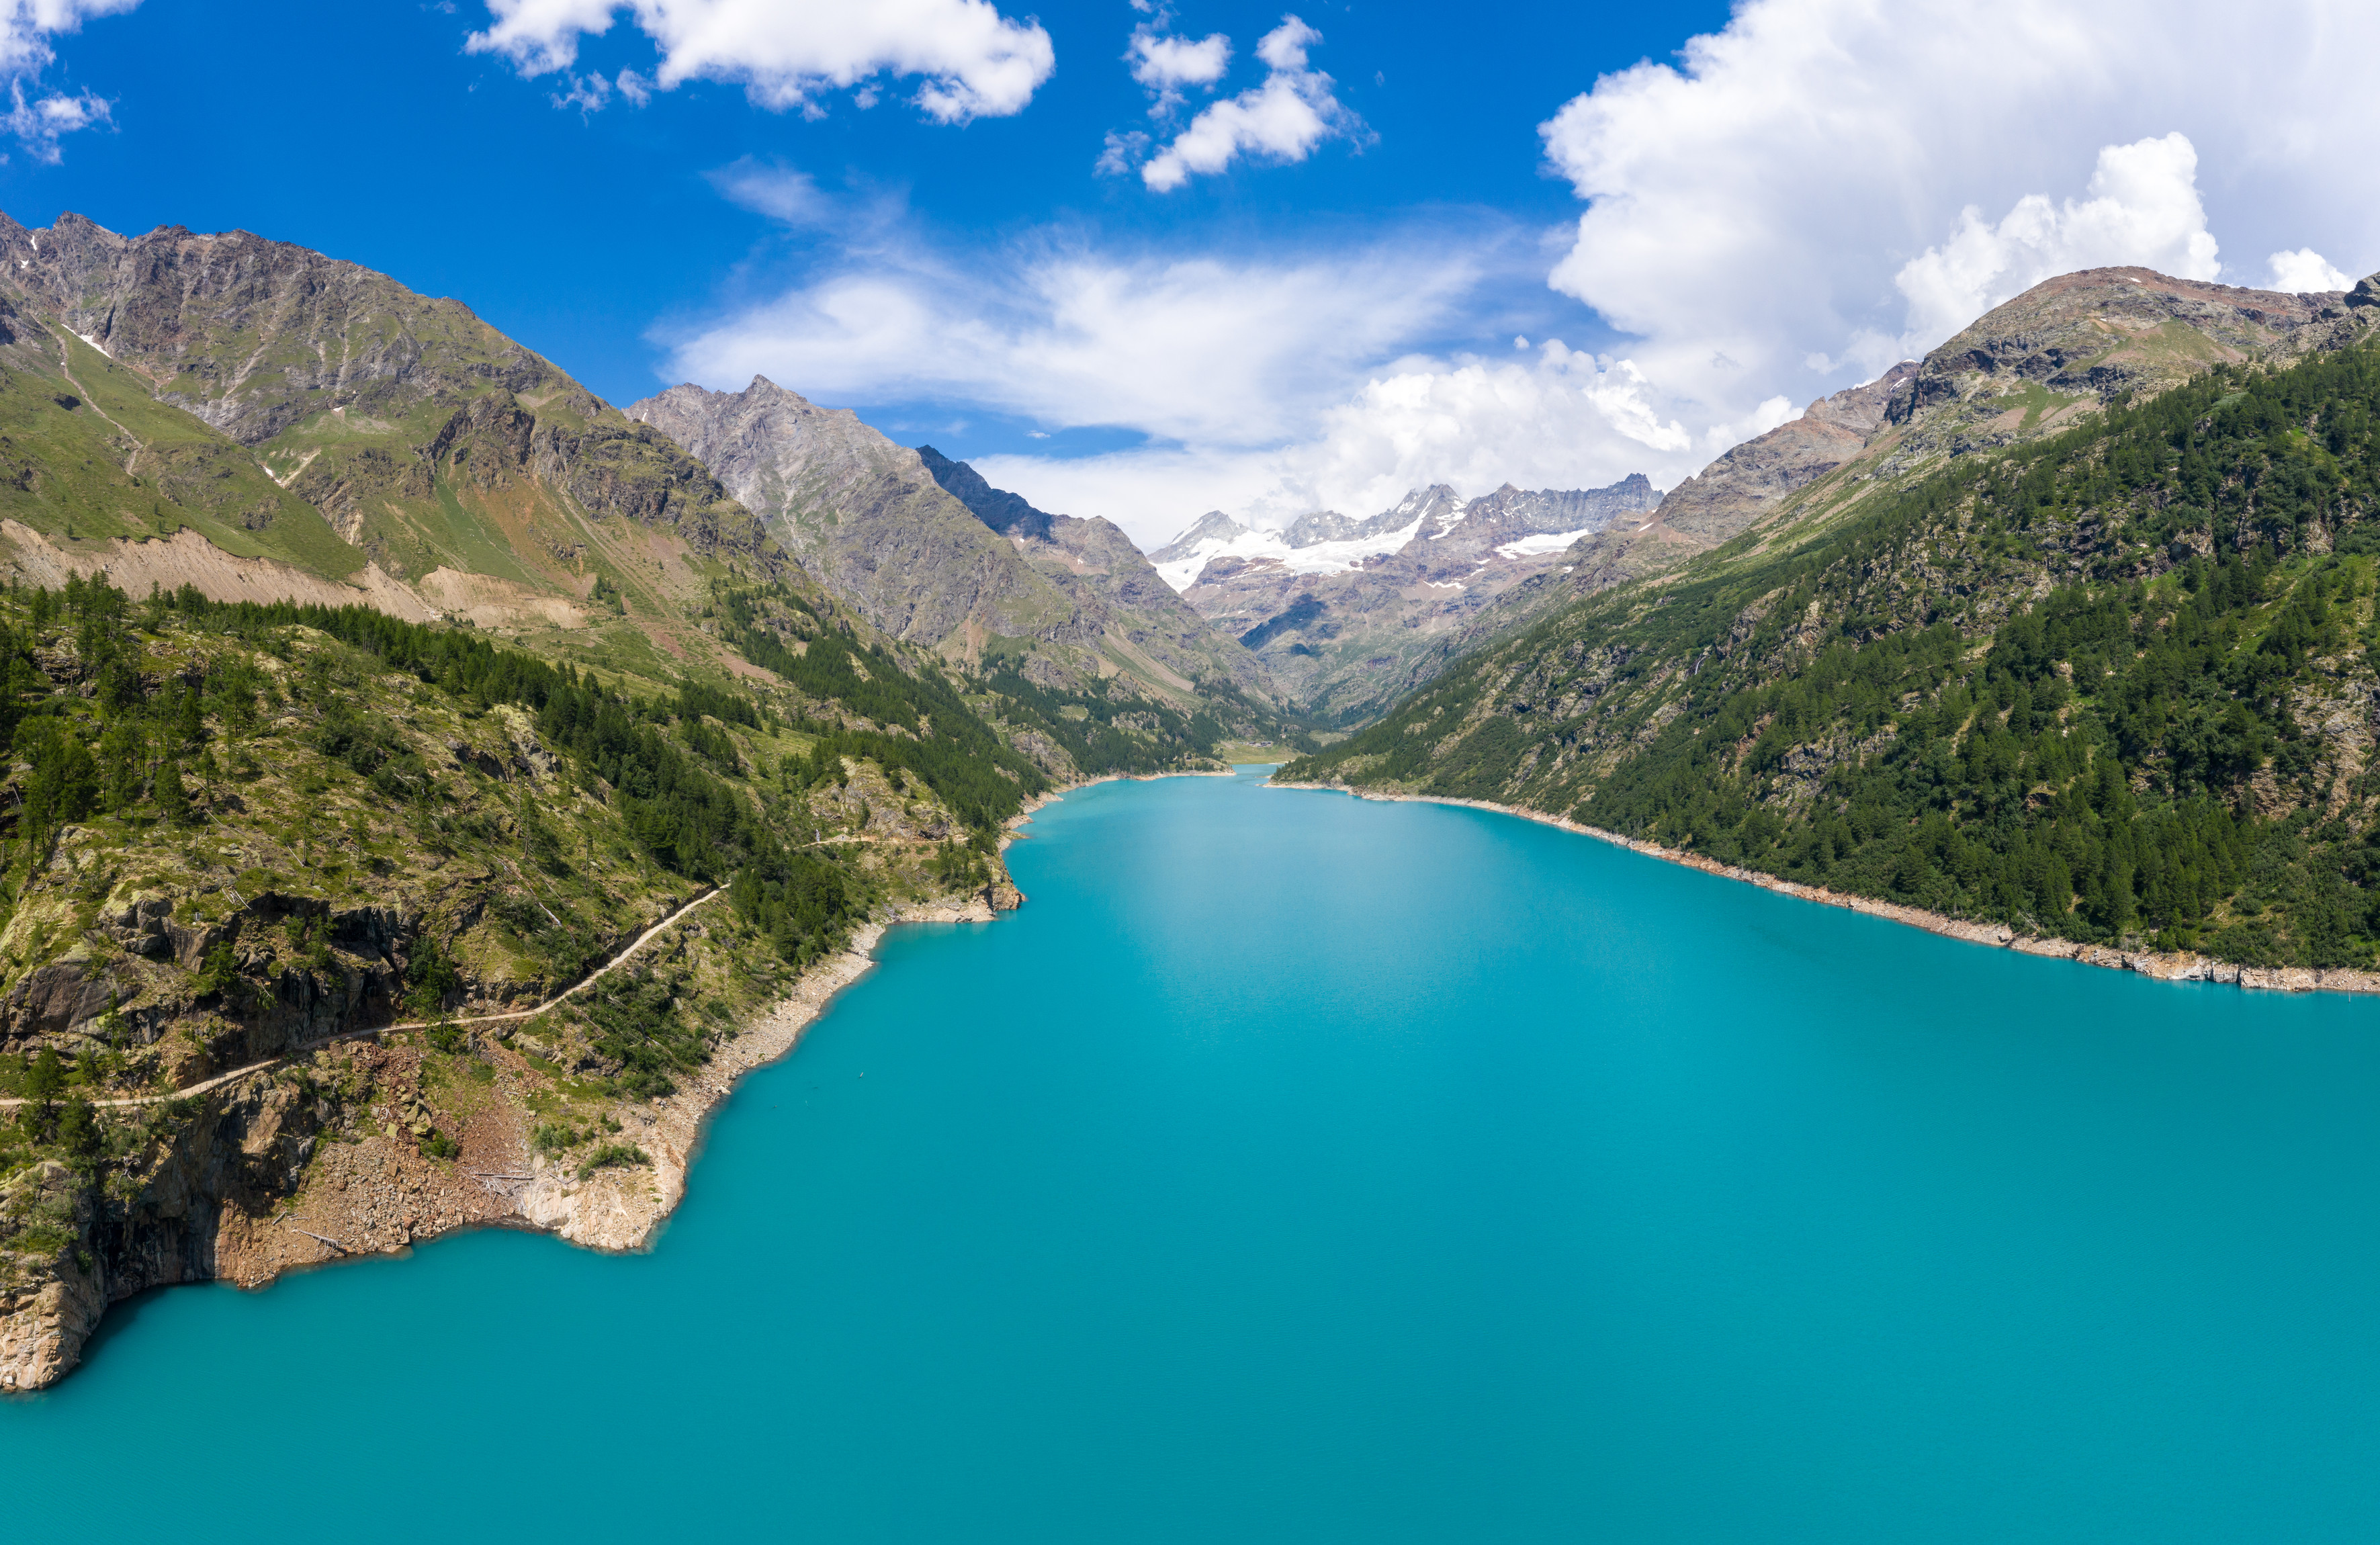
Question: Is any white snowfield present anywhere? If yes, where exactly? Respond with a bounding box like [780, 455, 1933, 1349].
[1153, 519, 1423, 591]
[1492, 527, 1597, 560]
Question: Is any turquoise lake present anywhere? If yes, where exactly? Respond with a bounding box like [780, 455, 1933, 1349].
[8, 764, 2380, 1538]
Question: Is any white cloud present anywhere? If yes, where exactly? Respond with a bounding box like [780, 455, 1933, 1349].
[1534, 0, 2380, 451]
[0, 0, 136, 162]
[2269, 247, 2352, 293]
[467, 0, 1055, 122]
[1890, 134, 2220, 350]
[1127, 17, 1229, 118]
[934, 342, 1728, 545]
[660, 210, 1486, 448]
[1139, 15, 1362, 191]
[1095, 129, 1150, 177]
[665, 2, 2380, 548]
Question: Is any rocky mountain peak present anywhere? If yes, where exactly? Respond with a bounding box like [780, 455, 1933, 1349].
[1284, 509, 1359, 547]
[1884, 266, 2369, 431]
[1150, 511, 1247, 564]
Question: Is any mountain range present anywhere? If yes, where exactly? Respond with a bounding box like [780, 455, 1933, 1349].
[1284, 266, 2380, 979]
[1147, 475, 1664, 723]
[9, 205, 2380, 1390]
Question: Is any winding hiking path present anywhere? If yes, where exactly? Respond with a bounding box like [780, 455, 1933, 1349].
[1, 887, 727, 1111]
[49, 324, 145, 478]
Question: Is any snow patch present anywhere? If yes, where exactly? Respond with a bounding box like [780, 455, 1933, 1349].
[1493, 527, 1597, 560]
[73, 331, 109, 359]
[1157, 518, 1423, 592]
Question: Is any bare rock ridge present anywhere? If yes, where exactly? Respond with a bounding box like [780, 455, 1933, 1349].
[626, 378, 1288, 732]
[912, 447, 1281, 711]
[1149, 511, 1247, 565]
[1651, 364, 1921, 545]
[914, 446, 1053, 542]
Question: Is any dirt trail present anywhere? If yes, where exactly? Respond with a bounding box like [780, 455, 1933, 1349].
[0, 887, 726, 1111]
[50, 325, 144, 476]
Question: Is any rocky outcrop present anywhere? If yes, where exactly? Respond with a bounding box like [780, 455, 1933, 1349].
[631, 378, 1086, 650]
[1650, 363, 1921, 545]
[917, 446, 1282, 709]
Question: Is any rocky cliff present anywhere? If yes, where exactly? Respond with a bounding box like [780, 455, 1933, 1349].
[0, 576, 1026, 1390]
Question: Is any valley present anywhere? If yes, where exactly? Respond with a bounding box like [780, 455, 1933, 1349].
[5, 205, 2379, 1397]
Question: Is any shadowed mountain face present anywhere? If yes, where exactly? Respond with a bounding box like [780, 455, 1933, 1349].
[1148, 475, 1663, 724]
[915, 448, 1053, 542]
[627, 379, 1293, 742]
[913, 445, 1284, 714]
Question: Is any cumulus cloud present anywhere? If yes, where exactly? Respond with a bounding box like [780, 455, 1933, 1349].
[2270, 247, 2352, 293]
[965, 341, 1730, 543]
[467, 0, 1055, 122]
[1138, 15, 1364, 191]
[0, 0, 137, 162]
[665, 1, 2380, 546]
[1536, 0, 2380, 456]
[1890, 134, 2220, 351]
[654, 177, 1720, 539]
[1127, 12, 1229, 117]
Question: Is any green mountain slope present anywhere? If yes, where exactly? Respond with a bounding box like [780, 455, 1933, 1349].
[1285, 271, 2380, 972]
[0, 212, 775, 659]
[0, 570, 1030, 1391]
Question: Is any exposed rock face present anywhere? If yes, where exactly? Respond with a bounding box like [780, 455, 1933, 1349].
[1652, 364, 1921, 545]
[916, 447, 1280, 707]
[914, 448, 1053, 541]
[1888, 267, 2357, 431]
[628, 378, 1286, 726]
[0, 210, 783, 619]
[1157, 476, 1663, 723]
[1148, 510, 1246, 564]
[631, 379, 1082, 648]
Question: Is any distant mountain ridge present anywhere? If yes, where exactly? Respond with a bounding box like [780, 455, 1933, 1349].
[1143, 474, 1662, 723]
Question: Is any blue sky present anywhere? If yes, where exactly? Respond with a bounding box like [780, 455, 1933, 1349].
[14, 0, 1722, 430]
[9, 1, 2380, 543]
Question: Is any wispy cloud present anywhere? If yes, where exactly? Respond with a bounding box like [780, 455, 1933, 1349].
[0, 0, 138, 163]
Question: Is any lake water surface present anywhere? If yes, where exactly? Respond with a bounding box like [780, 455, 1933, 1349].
[7, 766, 2380, 1540]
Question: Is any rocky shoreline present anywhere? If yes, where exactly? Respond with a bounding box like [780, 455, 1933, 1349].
[0, 893, 1008, 1394]
[1270, 781, 2380, 998]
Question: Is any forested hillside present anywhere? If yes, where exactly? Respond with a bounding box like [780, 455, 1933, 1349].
[0, 562, 1036, 1389]
[1285, 330, 2380, 970]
